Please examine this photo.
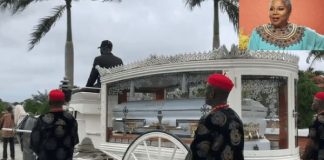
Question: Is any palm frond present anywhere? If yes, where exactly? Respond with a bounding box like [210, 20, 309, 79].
[11, 0, 35, 14]
[28, 5, 66, 51]
[306, 52, 313, 64]
[185, 0, 205, 10]
[0, 0, 15, 10]
[307, 50, 324, 68]
[1, 0, 46, 14]
[32, 90, 48, 103]
[219, 0, 239, 32]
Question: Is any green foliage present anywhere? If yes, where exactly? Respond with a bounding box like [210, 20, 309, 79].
[0, 99, 9, 113]
[314, 70, 324, 76]
[297, 71, 321, 128]
[24, 90, 49, 115]
[24, 99, 49, 115]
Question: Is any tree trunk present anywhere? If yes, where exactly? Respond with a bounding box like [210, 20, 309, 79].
[65, 0, 74, 87]
[213, 0, 220, 50]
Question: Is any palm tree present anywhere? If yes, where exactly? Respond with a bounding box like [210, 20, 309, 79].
[0, 0, 118, 87]
[306, 50, 324, 70]
[185, 0, 239, 50]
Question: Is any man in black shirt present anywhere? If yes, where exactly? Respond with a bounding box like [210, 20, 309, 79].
[30, 89, 79, 160]
[86, 40, 123, 87]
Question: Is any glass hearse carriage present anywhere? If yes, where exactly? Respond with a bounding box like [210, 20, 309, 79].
[71, 48, 300, 160]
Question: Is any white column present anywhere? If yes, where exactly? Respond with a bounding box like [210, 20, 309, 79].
[100, 85, 106, 143]
[288, 72, 298, 151]
[181, 73, 187, 93]
[130, 80, 135, 100]
[101, 85, 119, 143]
[226, 69, 242, 117]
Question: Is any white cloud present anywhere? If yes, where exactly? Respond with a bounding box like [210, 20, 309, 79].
[3, 1, 321, 103]
[1, 0, 220, 102]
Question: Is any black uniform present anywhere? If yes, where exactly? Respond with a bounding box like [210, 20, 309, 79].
[86, 52, 123, 87]
[30, 111, 79, 160]
[303, 112, 324, 160]
[190, 107, 244, 160]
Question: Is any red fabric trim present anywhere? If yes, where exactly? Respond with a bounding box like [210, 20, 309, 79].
[50, 108, 64, 112]
[211, 104, 229, 112]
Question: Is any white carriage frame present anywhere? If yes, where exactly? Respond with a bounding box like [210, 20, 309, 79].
[99, 50, 301, 160]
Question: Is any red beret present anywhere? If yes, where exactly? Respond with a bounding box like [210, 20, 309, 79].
[315, 92, 324, 100]
[49, 89, 65, 102]
[207, 74, 234, 92]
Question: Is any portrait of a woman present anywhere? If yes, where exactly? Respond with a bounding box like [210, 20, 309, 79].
[247, 0, 324, 50]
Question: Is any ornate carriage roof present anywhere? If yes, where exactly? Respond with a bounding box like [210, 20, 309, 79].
[97, 46, 299, 78]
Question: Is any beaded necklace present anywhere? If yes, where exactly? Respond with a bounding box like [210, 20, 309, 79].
[256, 23, 305, 48]
[211, 104, 229, 112]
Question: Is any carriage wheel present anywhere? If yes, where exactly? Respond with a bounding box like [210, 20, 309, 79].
[122, 130, 189, 160]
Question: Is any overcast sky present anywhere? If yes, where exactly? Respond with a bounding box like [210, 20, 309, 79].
[0, 0, 323, 103]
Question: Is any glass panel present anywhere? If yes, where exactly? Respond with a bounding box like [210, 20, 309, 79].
[241, 75, 288, 150]
[105, 71, 220, 143]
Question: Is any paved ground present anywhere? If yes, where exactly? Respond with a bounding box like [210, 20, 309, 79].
[0, 142, 23, 160]
[0, 142, 109, 160]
